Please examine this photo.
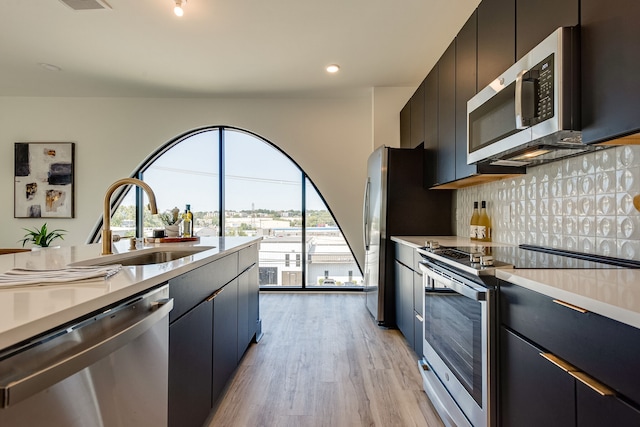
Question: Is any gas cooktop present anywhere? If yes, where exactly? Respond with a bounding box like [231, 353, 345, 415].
[418, 242, 640, 274]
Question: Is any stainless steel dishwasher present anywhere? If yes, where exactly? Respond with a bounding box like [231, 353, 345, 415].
[0, 284, 173, 427]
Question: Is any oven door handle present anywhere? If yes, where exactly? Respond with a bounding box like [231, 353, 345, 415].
[422, 266, 486, 302]
[445, 278, 486, 302]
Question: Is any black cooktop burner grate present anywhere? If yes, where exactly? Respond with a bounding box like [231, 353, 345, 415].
[438, 249, 469, 260]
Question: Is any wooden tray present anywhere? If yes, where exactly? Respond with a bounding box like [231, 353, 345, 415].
[149, 237, 200, 243]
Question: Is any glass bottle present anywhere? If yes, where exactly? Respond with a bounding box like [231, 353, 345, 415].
[477, 201, 491, 242]
[470, 201, 479, 240]
[182, 204, 193, 237]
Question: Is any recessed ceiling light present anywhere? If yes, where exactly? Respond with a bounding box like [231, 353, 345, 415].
[326, 64, 340, 73]
[39, 63, 62, 72]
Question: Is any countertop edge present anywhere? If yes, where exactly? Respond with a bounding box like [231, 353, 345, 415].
[496, 269, 640, 330]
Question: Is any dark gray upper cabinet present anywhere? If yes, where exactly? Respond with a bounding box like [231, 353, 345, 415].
[410, 82, 425, 148]
[436, 41, 456, 185]
[581, 0, 640, 144]
[477, 0, 515, 90]
[455, 11, 478, 181]
[515, 0, 578, 60]
[400, 102, 411, 148]
[423, 68, 439, 187]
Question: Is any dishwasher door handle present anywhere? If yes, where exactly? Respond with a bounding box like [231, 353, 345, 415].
[0, 297, 173, 408]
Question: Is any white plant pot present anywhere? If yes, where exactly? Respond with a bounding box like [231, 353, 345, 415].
[165, 225, 179, 237]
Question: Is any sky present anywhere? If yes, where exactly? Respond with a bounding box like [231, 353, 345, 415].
[123, 129, 328, 214]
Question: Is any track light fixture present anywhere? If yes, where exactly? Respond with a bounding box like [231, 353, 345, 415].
[174, 0, 186, 17]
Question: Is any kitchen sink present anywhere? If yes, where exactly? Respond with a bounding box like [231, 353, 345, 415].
[70, 246, 216, 267]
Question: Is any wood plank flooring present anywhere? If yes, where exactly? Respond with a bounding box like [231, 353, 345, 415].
[207, 292, 444, 427]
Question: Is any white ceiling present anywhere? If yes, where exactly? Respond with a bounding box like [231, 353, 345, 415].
[0, 0, 480, 98]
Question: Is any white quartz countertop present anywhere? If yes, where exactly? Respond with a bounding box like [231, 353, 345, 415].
[392, 235, 640, 330]
[0, 236, 260, 351]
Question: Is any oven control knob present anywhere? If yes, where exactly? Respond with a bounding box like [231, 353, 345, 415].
[429, 241, 440, 249]
[470, 252, 482, 263]
[480, 255, 494, 266]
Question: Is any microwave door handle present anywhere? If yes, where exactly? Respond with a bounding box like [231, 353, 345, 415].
[515, 69, 529, 130]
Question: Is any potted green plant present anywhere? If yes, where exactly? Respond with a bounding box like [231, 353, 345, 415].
[20, 223, 67, 248]
[159, 207, 181, 237]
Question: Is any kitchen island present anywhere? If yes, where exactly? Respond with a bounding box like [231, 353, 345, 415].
[0, 236, 260, 350]
[0, 236, 261, 427]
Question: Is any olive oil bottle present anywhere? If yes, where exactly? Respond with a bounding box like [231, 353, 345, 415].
[182, 204, 193, 237]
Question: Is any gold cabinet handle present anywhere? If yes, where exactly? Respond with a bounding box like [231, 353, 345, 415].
[540, 353, 615, 397]
[568, 371, 615, 396]
[205, 287, 225, 302]
[552, 299, 588, 313]
[539, 352, 578, 373]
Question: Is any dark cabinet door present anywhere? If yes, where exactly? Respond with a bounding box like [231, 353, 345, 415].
[237, 263, 257, 360]
[410, 82, 425, 148]
[423, 70, 438, 187]
[516, 0, 578, 60]
[436, 40, 456, 185]
[394, 260, 414, 349]
[581, 0, 640, 144]
[247, 263, 259, 342]
[477, 0, 515, 90]
[577, 381, 640, 427]
[168, 301, 213, 427]
[237, 265, 250, 362]
[212, 280, 239, 405]
[413, 311, 423, 357]
[499, 327, 575, 427]
[400, 102, 411, 148]
[455, 11, 477, 181]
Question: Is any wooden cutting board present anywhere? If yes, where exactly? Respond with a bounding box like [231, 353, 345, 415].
[153, 237, 200, 243]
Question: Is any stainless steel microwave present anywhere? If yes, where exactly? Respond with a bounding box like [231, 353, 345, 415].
[467, 27, 591, 167]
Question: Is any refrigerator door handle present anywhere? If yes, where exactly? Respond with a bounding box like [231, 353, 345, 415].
[363, 177, 371, 251]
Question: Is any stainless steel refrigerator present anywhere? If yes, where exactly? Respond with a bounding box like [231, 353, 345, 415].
[363, 146, 452, 326]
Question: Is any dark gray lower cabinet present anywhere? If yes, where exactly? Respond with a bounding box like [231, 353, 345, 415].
[577, 381, 640, 427]
[500, 327, 575, 427]
[168, 300, 213, 427]
[499, 280, 640, 426]
[238, 264, 258, 361]
[501, 326, 640, 427]
[212, 279, 238, 404]
[168, 244, 259, 427]
[394, 260, 414, 350]
[393, 242, 424, 357]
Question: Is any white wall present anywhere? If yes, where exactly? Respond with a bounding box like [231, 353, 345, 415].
[372, 87, 414, 150]
[1, 89, 412, 267]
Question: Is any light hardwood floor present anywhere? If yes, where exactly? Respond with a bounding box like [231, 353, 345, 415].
[207, 292, 444, 427]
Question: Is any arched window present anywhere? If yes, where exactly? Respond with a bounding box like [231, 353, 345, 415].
[91, 126, 362, 289]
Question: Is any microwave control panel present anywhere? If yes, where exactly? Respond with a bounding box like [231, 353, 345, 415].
[528, 54, 555, 125]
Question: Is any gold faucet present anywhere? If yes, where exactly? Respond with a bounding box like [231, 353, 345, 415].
[102, 178, 158, 255]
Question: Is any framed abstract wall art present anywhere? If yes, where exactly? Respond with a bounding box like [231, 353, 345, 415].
[14, 142, 75, 218]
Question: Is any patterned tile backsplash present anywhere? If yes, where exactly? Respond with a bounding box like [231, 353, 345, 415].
[455, 145, 640, 260]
